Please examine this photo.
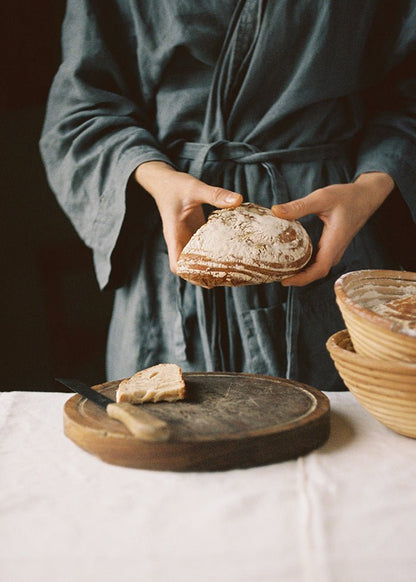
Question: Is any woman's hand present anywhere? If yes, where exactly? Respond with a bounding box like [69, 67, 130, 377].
[271, 172, 395, 287]
[134, 161, 242, 272]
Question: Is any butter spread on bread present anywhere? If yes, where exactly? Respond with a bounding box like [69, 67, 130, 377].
[116, 364, 185, 404]
[176, 203, 312, 287]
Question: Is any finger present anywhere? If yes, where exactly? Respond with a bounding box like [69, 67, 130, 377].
[195, 184, 243, 209]
[165, 228, 212, 289]
[164, 204, 209, 274]
[281, 260, 331, 287]
[164, 233, 183, 274]
[164, 224, 198, 274]
[271, 188, 333, 221]
[281, 225, 347, 287]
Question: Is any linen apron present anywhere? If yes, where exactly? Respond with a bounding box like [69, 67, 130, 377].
[107, 0, 393, 390]
[40, 1, 416, 391]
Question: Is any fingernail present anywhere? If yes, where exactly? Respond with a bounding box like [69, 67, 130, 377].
[224, 193, 241, 204]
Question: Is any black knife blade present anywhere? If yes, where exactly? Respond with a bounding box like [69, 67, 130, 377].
[57, 377, 115, 408]
[56, 378, 170, 441]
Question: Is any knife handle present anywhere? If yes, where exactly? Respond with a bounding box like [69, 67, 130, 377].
[106, 402, 170, 441]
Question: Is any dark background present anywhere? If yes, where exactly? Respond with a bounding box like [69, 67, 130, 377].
[1, 2, 113, 391]
[2, 3, 415, 392]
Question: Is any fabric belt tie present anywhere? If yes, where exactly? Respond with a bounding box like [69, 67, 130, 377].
[169, 137, 352, 202]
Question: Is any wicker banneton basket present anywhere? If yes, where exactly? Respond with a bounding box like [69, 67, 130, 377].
[334, 270, 416, 362]
[327, 329, 416, 438]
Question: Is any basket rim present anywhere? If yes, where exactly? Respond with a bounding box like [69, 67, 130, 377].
[326, 329, 416, 372]
[334, 269, 416, 339]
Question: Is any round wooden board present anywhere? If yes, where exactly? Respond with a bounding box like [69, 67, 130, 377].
[63, 372, 330, 471]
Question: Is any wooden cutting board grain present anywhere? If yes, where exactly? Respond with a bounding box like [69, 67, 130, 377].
[63, 372, 330, 471]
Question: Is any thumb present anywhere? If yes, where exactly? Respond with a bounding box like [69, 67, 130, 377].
[272, 190, 328, 220]
[271, 198, 311, 220]
[199, 184, 243, 209]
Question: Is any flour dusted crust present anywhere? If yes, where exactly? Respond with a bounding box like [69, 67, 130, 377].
[176, 203, 312, 287]
[116, 364, 186, 404]
[372, 294, 416, 335]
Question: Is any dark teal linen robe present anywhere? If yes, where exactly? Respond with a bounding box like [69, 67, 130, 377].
[40, 0, 416, 390]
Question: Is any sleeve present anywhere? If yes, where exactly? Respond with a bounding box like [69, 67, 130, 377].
[354, 2, 416, 223]
[39, 0, 171, 289]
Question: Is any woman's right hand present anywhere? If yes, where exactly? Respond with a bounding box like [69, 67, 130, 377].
[134, 161, 242, 273]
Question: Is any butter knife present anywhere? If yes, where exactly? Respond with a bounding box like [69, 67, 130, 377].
[56, 378, 170, 441]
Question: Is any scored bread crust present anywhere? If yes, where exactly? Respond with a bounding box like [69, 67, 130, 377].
[116, 363, 186, 404]
[176, 203, 312, 287]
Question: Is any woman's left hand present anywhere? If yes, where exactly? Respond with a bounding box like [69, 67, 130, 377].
[271, 172, 395, 286]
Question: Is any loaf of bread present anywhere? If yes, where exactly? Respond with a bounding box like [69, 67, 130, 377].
[116, 363, 186, 404]
[176, 203, 312, 287]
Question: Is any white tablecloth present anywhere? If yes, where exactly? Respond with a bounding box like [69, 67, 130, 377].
[0, 390, 415, 582]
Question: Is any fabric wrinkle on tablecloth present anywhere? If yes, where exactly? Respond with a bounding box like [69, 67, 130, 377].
[0, 390, 415, 582]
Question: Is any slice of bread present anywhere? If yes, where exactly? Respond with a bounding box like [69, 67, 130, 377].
[116, 364, 185, 404]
